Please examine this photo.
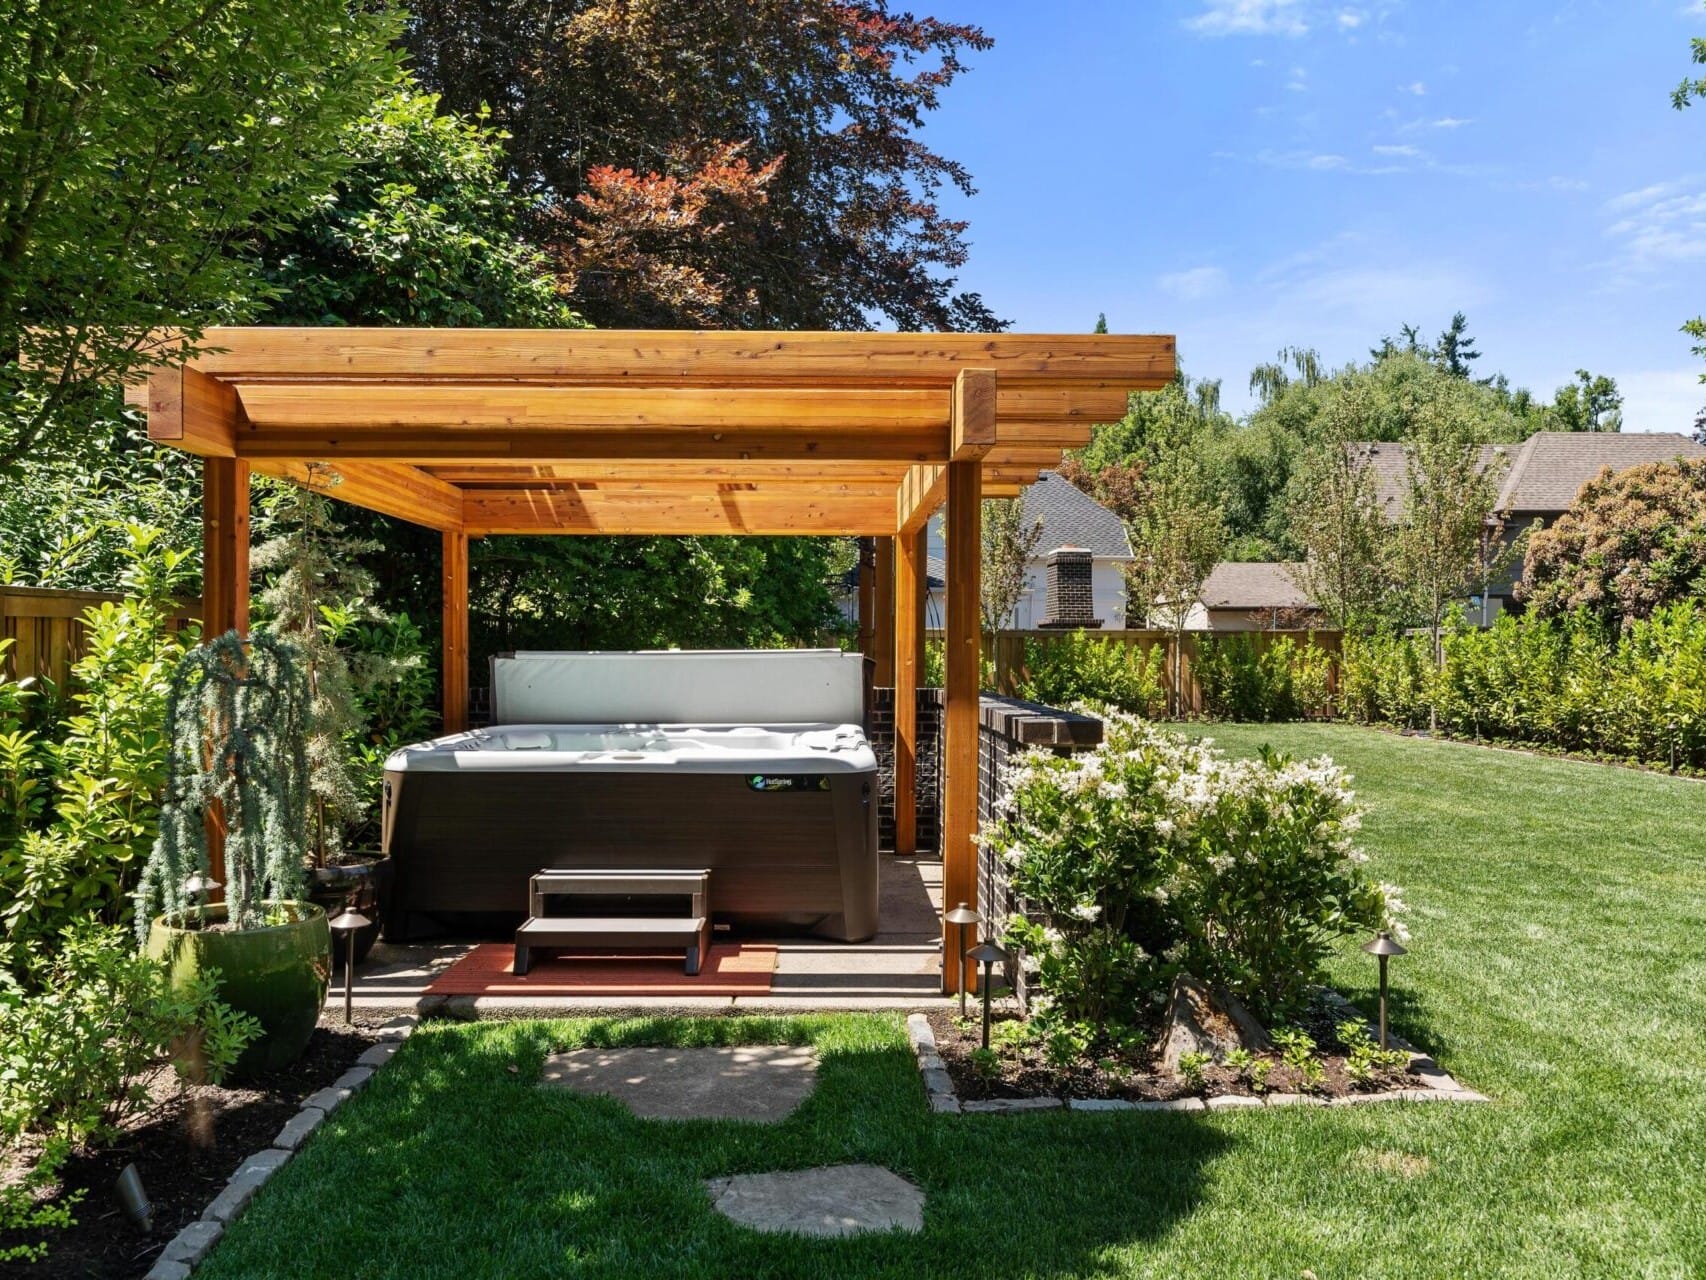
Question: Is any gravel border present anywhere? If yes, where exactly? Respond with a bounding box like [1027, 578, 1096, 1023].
[140, 1015, 418, 1280]
[906, 997, 1488, 1116]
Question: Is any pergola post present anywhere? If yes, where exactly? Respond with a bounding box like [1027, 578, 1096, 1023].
[442, 531, 470, 734]
[201, 458, 250, 640]
[892, 527, 926, 856]
[199, 457, 249, 895]
[872, 537, 895, 688]
[941, 368, 994, 995]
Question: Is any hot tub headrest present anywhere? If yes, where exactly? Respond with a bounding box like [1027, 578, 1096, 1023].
[491, 649, 866, 725]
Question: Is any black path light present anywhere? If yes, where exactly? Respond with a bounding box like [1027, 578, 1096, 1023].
[328, 907, 372, 1025]
[943, 902, 982, 1015]
[115, 1163, 152, 1233]
[965, 941, 1010, 1051]
[1362, 930, 1408, 1050]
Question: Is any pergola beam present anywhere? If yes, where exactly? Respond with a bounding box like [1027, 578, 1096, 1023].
[234, 428, 949, 464]
[135, 366, 243, 457]
[463, 490, 896, 536]
[250, 460, 464, 531]
[184, 327, 1177, 390]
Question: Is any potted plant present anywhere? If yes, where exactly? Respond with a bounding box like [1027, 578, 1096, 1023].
[137, 631, 330, 1077]
[253, 473, 416, 966]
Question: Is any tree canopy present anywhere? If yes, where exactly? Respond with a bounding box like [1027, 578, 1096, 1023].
[1522, 459, 1706, 627]
[0, 0, 401, 470]
[402, 0, 1001, 330]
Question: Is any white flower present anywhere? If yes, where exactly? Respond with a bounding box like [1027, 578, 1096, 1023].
[1071, 902, 1101, 922]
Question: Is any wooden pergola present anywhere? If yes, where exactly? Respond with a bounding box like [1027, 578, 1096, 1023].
[130, 327, 1175, 993]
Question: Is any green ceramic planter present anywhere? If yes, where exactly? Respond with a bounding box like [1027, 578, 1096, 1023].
[146, 901, 331, 1078]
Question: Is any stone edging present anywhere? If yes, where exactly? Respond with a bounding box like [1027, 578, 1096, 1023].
[905, 1001, 1488, 1116]
[141, 1015, 417, 1280]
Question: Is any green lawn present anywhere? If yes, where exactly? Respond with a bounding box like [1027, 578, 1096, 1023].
[200, 726, 1706, 1279]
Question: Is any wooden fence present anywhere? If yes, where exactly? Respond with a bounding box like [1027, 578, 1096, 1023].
[0, 586, 200, 692]
[927, 628, 1343, 716]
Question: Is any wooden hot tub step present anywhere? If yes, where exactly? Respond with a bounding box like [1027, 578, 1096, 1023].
[517, 869, 713, 975]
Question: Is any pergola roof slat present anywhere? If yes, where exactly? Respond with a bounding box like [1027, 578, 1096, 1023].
[138, 327, 1175, 537]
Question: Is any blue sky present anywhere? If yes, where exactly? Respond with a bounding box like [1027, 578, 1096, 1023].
[920, 0, 1706, 431]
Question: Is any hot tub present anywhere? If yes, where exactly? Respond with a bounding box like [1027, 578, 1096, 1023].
[380, 651, 879, 942]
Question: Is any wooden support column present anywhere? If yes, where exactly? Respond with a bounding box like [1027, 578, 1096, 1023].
[893, 527, 925, 856]
[941, 368, 995, 995]
[200, 458, 250, 641]
[199, 457, 250, 894]
[873, 536, 895, 688]
[442, 531, 470, 734]
[942, 459, 983, 994]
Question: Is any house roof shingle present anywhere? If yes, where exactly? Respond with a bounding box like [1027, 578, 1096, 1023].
[1019, 471, 1134, 560]
[1352, 432, 1706, 518]
[1197, 561, 1315, 610]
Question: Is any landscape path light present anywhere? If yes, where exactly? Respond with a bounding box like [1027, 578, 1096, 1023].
[943, 902, 982, 1015]
[115, 1162, 152, 1233]
[1361, 930, 1408, 1050]
[965, 941, 1009, 1051]
[328, 907, 372, 1025]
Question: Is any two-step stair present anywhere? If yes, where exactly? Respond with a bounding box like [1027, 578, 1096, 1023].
[514, 869, 713, 976]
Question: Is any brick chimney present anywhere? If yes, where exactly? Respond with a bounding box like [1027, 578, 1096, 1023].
[1037, 546, 1102, 629]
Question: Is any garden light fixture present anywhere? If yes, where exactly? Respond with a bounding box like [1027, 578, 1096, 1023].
[182, 873, 221, 904]
[115, 1163, 152, 1233]
[943, 902, 982, 1014]
[965, 940, 1009, 1051]
[328, 907, 371, 1024]
[1362, 930, 1408, 1050]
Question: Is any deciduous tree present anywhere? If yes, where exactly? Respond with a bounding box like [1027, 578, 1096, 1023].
[1521, 459, 1706, 627]
[403, 0, 1001, 330]
[981, 499, 1044, 633]
[1286, 385, 1393, 632]
[0, 0, 401, 469]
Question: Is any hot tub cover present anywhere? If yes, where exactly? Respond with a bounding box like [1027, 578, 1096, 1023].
[491, 649, 865, 726]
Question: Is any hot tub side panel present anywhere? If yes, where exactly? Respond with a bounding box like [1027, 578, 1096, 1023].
[382, 769, 878, 942]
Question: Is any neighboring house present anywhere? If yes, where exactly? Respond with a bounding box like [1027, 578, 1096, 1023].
[1354, 431, 1706, 621]
[1175, 562, 1322, 632]
[926, 471, 1134, 629]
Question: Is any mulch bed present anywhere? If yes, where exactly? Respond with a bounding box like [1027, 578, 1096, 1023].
[927, 997, 1414, 1104]
[3, 1010, 388, 1280]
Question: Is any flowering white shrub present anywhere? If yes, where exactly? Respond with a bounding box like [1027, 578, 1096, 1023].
[978, 710, 1402, 1032]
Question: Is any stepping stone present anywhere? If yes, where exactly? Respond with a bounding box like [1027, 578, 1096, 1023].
[706, 1165, 924, 1237]
[539, 1045, 818, 1121]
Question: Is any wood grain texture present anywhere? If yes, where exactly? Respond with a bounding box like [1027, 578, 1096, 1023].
[463, 489, 895, 535]
[185, 327, 1177, 389]
[942, 459, 982, 996]
[249, 459, 462, 531]
[441, 531, 469, 734]
[873, 536, 895, 689]
[143, 366, 242, 457]
[892, 527, 926, 857]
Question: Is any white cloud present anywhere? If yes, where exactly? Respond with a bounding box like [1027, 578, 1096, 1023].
[1287, 65, 1310, 91]
[1602, 182, 1706, 272]
[1337, 9, 1367, 29]
[1431, 116, 1473, 129]
[1400, 80, 1427, 95]
[1158, 266, 1231, 302]
[1618, 369, 1705, 435]
[1185, 0, 1310, 37]
[1373, 144, 1423, 158]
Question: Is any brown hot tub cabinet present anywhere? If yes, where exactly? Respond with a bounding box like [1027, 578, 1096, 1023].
[380, 651, 879, 943]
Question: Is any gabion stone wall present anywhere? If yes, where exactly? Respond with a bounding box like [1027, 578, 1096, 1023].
[867, 687, 943, 855]
[974, 696, 1104, 1009]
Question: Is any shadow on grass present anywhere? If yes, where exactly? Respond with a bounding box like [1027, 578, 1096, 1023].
[197, 1016, 1235, 1280]
[1334, 980, 1460, 1063]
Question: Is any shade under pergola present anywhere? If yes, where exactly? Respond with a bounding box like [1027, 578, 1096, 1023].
[130, 326, 1176, 993]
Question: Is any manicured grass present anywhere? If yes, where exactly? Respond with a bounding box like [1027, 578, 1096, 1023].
[201, 726, 1706, 1279]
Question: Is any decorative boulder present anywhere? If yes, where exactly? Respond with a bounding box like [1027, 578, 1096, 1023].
[1160, 974, 1271, 1074]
